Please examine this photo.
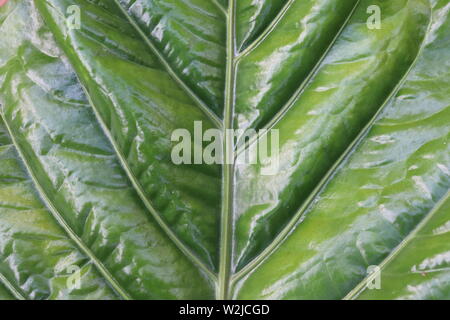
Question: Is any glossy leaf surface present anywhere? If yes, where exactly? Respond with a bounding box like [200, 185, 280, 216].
[0, 0, 448, 299]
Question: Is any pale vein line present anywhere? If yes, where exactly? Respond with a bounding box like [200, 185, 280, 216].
[217, 0, 236, 301]
[212, 0, 228, 16]
[79, 86, 217, 282]
[113, 0, 223, 129]
[1, 112, 131, 300]
[0, 272, 26, 300]
[344, 190, 450, 300]
[236, 0, 295, 58]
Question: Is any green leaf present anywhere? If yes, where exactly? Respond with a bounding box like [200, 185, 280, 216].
[0, 0, 448, 300]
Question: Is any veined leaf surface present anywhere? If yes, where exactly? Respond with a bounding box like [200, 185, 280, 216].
[0, 0, 448, 299]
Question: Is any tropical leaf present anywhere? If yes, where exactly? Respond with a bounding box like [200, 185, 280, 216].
[0, 0, 448, 300]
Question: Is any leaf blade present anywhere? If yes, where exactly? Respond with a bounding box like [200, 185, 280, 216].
[233, 0, 450, 298]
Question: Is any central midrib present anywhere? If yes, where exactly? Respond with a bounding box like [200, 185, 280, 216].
[217, 0, 236, 300]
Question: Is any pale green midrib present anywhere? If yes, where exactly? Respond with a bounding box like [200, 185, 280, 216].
[235, 0, 361, 158]
[231, 3, 433, 284]
[0, 271, 26, 300]
[113, 0, 223, 129]
[217, 0, 236, 300]
[236, 0, 295, 58]
[0, 113, 131, 300]
[344, 190, 450, 300]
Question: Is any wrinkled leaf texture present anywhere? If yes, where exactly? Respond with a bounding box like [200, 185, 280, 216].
[0, 0, 449, 300]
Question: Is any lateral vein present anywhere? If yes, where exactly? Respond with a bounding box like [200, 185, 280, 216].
[0, 113, 132, 300]
[344, 190, 450, 300]
[113, 0, 223, 129]
[236, 0, 295, 57]
[212, 0, 228, 17]
[0, 271, 26, 300]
